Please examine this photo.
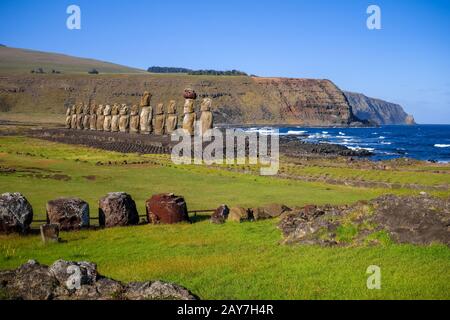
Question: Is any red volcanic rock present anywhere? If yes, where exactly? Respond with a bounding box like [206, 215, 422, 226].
[46, 197, 90, 231]
[146, 193, 190, 224]
[183, 88, 197, 100]
[99, 192, 139, 228]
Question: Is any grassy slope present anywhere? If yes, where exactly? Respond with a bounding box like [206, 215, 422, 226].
[0, 46, 145, 74]
[0, 136, 449, 299]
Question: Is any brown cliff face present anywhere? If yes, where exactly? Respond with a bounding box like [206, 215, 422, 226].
[0, 74, 355, 125]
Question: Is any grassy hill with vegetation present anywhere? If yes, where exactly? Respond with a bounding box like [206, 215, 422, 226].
[0, 46, 145, 75]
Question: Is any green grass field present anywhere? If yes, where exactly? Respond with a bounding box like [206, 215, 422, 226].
[0, 136, 449, 299]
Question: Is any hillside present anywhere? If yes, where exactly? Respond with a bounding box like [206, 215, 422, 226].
[0, 73, 359, 125]
[0, 46, 145, 74]
[344, 91, 415, 125]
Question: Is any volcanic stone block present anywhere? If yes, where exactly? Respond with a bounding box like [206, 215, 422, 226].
[40, 224, 60, 243]
[46, 197, 90, 231]
[98, 192, 139, 228]
[0, 192, 33, 234]
[228, 207, 252, 223]
[146, 193, 190, 224]
[210, 204, 229, 224]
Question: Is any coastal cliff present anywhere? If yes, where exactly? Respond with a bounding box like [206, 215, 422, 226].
[0, 74, 361, 126]
[344, 91, 415, 125]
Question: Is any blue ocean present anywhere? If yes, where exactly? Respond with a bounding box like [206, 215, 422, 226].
[245, 125, 450, 162]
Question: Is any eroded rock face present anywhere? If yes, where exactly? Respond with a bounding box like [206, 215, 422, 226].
[0, 192, 33, 234]
[103, 105, 112, 132]
[199, 98, 213, 136]
[111, 104, 120, 132]
[46, 197, 90, 231]
[182, 99, 196, 136]
[65, 106, 72, 129]
[82, 104, 90, 130]
[252, 204, 291, 221]
[129, 105, 140, 134]
[96, 105, 105, 131]
[98, 192, 139, 228]
[139, 106, 153, 134]
[0, 259, 197, 300]
[119, 104, 130, 132]
[146, 193, 189, 224]
[154, 103, 165, 135]
[165, 100, 178, 134]
[279, 195, 450, 246]
[210, 205, 229, 224]
[89, 104, 97, 130]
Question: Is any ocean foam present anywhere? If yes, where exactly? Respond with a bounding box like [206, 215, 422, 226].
[434, 144, 450, 148]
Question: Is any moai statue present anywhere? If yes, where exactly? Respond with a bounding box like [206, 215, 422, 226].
[70, 105, 77, 129]
[103, 104, 112, 132]
[111, 104, 120, 132]
[89, 103, 97, 130]
[82, 103, 90, 130]
[119, 104, 130, 133]
[65, 106, 72, 129]
[96, 104, 105, 131]
[139, 91, 153, 134]
[165, 100, 178, 134]
[154, 103, 165, 135]
[76, 103, 84, 130]
[129, 105, 140, 134]
[199, 98, 213, 136]
[182, 88, 197, 136]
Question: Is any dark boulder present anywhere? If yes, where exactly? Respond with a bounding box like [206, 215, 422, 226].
[210, 205, 229, 224]
[46, 197, 89, 231]
[0, 259, 198, 300]
[98, 192, 139, 228]
[146, 193, 189, 224]
[0, 192, 33, 234]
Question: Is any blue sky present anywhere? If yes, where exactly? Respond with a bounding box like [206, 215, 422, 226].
[0, 0, 449, 124]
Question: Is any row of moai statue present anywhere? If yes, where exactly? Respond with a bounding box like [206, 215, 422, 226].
[65, 89, 213, 136]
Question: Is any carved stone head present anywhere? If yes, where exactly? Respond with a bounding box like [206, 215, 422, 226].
[76, 102, 84, 114]
[167, 100, 176, 114]
[200, 98, 212, 112]
[120, 104, 129, 115]
[156, 103, 164, 115]
[83, 103, 90, 115]
[103, 105, 112, 116]
[112, 104, 120, 115]
[130, 105, 139, 116]
[140, 91, 152, 107]
[97, 104, 104, 115]
[183, 99, 195, 113]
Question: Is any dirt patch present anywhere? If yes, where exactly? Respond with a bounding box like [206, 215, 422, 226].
[83, 175, 96, 181]
[279, 195, 450, 246]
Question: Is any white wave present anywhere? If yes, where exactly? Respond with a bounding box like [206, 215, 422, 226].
[339, 132, 346, 136]
[434, 144, 450, 148]
[380, 141, 392, 145]
[378, 136, 386, 139]
[347, 146, 375, 152]
[287, 130, 307, 135]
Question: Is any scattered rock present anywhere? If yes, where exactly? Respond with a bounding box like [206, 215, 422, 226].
[228, 207, 252, 222]
[46, 197, 90, 231]
[146, 193, 190, 224]
[98, 192, 139, 228]
[251, 204, 291, 220]
[0, 192, 33, 234]
[0, 259, 198, 300]
[210, 205, 229, 224]
[279, 195, 450, 246]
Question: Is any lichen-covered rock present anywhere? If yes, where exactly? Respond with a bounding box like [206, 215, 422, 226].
[124, 281, 196, 300]
[0, 192, 33, 234]
[210, 204, 229, 224]
[49, 260, 97, 287]
[98, 192, 139, 227]
[228, 207, 252, 223]
[0, 259, 198, 300]
[146, 193, 190, 224]
[46, 197, 89, 231]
